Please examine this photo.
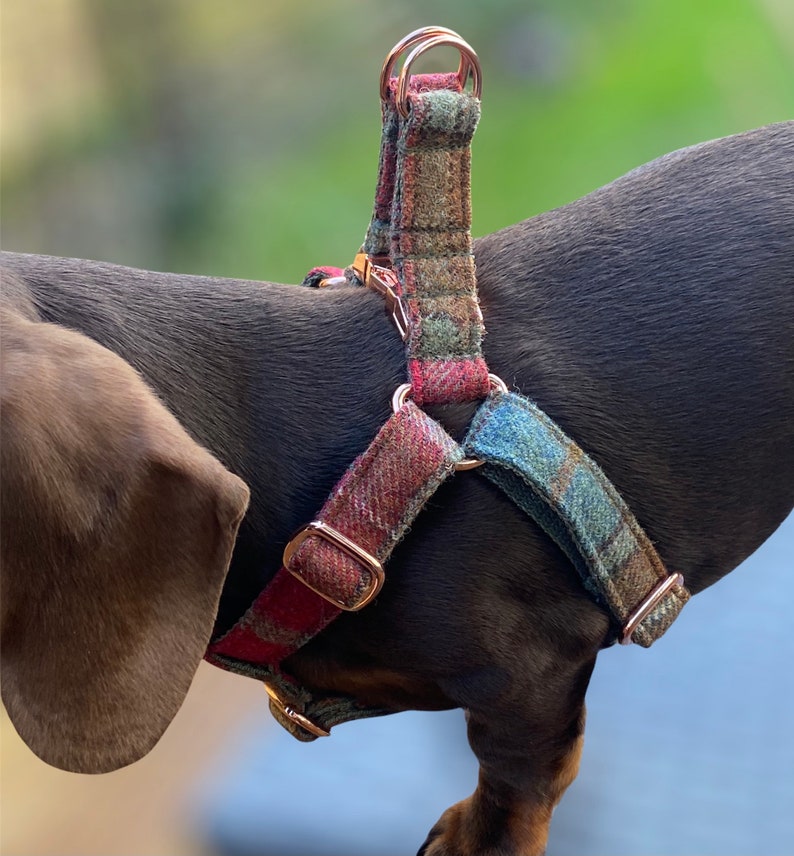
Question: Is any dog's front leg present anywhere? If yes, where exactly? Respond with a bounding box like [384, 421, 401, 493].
[420, 671, 591, 856]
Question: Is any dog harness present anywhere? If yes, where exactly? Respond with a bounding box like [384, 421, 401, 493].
[206, 28, 690, 739]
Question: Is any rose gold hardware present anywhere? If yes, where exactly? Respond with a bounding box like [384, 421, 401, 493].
[264, 683, 330, 738]
[392, 375, 508, 470]
[318, 276, 347, 288]
[353, 251, 409, 341]
[283, 520, 385, 611]
[379, 26, 471, 102]
[391, 383, 413, 414]
[487, 374, 509, 395]
[454, 457, 485, 472]
[620, 572, 685, 645]
[395, 35, 482, 119]
[353, 250, 390, 273]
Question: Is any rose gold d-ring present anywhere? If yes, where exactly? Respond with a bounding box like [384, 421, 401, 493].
[391, 373, 508, 470]
[263, 683, 330, 738]
[379, 26, 470, 102]
[395, 35, 482, 118]
[391, 383, 413, 414]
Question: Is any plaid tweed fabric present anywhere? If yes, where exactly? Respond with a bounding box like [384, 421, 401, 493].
[206, 400, 462, 667]
[362, 74, 490, 406]
[206, 54, 690, 744]
[363, 73, 461, 260]
[464, 391, 690, 647]
[301, 265, 344, 288]
[207, 657, 396, 743]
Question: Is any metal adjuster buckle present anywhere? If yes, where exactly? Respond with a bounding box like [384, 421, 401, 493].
[263, 683, 330, 738]
[282, 520, 385, 611]
[353, 251, 409, 341]
[620, 572, 685, 645]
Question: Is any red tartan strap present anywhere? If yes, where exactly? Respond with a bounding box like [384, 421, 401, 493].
[363, 72, 463, 261]
[206, 401, 462, 668]
[206, 32, 490, 739]
[358, 47, 489, 406]
[392, 82, 489, 405]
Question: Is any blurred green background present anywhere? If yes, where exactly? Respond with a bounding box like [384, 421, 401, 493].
[1, 2, 792, 855]
[4, 0, 792, 286]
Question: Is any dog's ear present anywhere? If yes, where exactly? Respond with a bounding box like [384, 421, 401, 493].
[0, 307, 250, 773]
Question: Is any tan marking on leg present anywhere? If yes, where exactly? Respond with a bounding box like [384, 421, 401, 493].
[506, 734, 585, 855]
[507, 802, 553, 856]
[550, 731, 585, 803]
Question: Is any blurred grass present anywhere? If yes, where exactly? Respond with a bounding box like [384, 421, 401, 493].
[193, 0, 794, 285]
[2, 0, 792, 284]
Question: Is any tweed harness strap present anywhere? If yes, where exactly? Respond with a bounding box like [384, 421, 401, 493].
[206, 29, 690, 740]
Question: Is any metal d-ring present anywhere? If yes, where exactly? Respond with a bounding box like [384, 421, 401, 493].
[379, 26, 470, 102]
[263, 683, 330, 738]
[395, 34, 482, 118]
[391, 374, 508, 471]
[391, 382, 414, 414]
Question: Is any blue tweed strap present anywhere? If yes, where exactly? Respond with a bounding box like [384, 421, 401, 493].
[464, 391, 690, 647]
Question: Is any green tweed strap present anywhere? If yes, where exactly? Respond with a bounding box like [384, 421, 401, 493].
[464, 391, 690, 647]
[363, 72, 463, 260]
[210, 660, 395, 743]
[360, 72, 490, 406]
[391, 86, 490, 405]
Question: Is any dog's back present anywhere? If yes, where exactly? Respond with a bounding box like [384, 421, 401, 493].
[478, 120, 794, 592]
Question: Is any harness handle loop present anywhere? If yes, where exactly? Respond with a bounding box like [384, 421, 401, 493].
[379, 26, 471, 103]
[395, 35, 482, 118]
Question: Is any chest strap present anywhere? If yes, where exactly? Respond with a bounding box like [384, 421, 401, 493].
[464, 392, 689, 647]
[206, 400, 462, 735]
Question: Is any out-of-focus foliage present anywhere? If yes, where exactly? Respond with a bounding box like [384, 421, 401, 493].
[3, 0, 792, 284]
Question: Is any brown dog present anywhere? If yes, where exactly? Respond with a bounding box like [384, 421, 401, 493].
[2, 121, 793, 855]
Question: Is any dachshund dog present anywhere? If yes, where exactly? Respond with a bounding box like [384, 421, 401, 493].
[2, 120, 793, 856]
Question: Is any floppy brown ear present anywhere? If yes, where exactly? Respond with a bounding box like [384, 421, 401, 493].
[0, 307, 250, 773]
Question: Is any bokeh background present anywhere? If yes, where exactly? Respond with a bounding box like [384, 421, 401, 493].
[2, 1, 793, 854]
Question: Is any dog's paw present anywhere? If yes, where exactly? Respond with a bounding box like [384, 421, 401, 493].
[417, 801, 475, 856]
[417, 796, 549, 856]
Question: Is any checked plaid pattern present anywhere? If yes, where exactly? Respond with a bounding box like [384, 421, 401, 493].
[362, 74, 490, 405]
[207, 43, 690, 742]
[206, 402, 462, 669]
[464, 392, 690, 647]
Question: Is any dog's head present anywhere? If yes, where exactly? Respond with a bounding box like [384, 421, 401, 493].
[0, 302, 249, 773]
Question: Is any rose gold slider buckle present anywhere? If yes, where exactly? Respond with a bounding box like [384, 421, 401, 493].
[263, 683, 330, 738]
[620, 572, 685, 645]
[283, 520, 385, 612]
[353, 251, 409, 341]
